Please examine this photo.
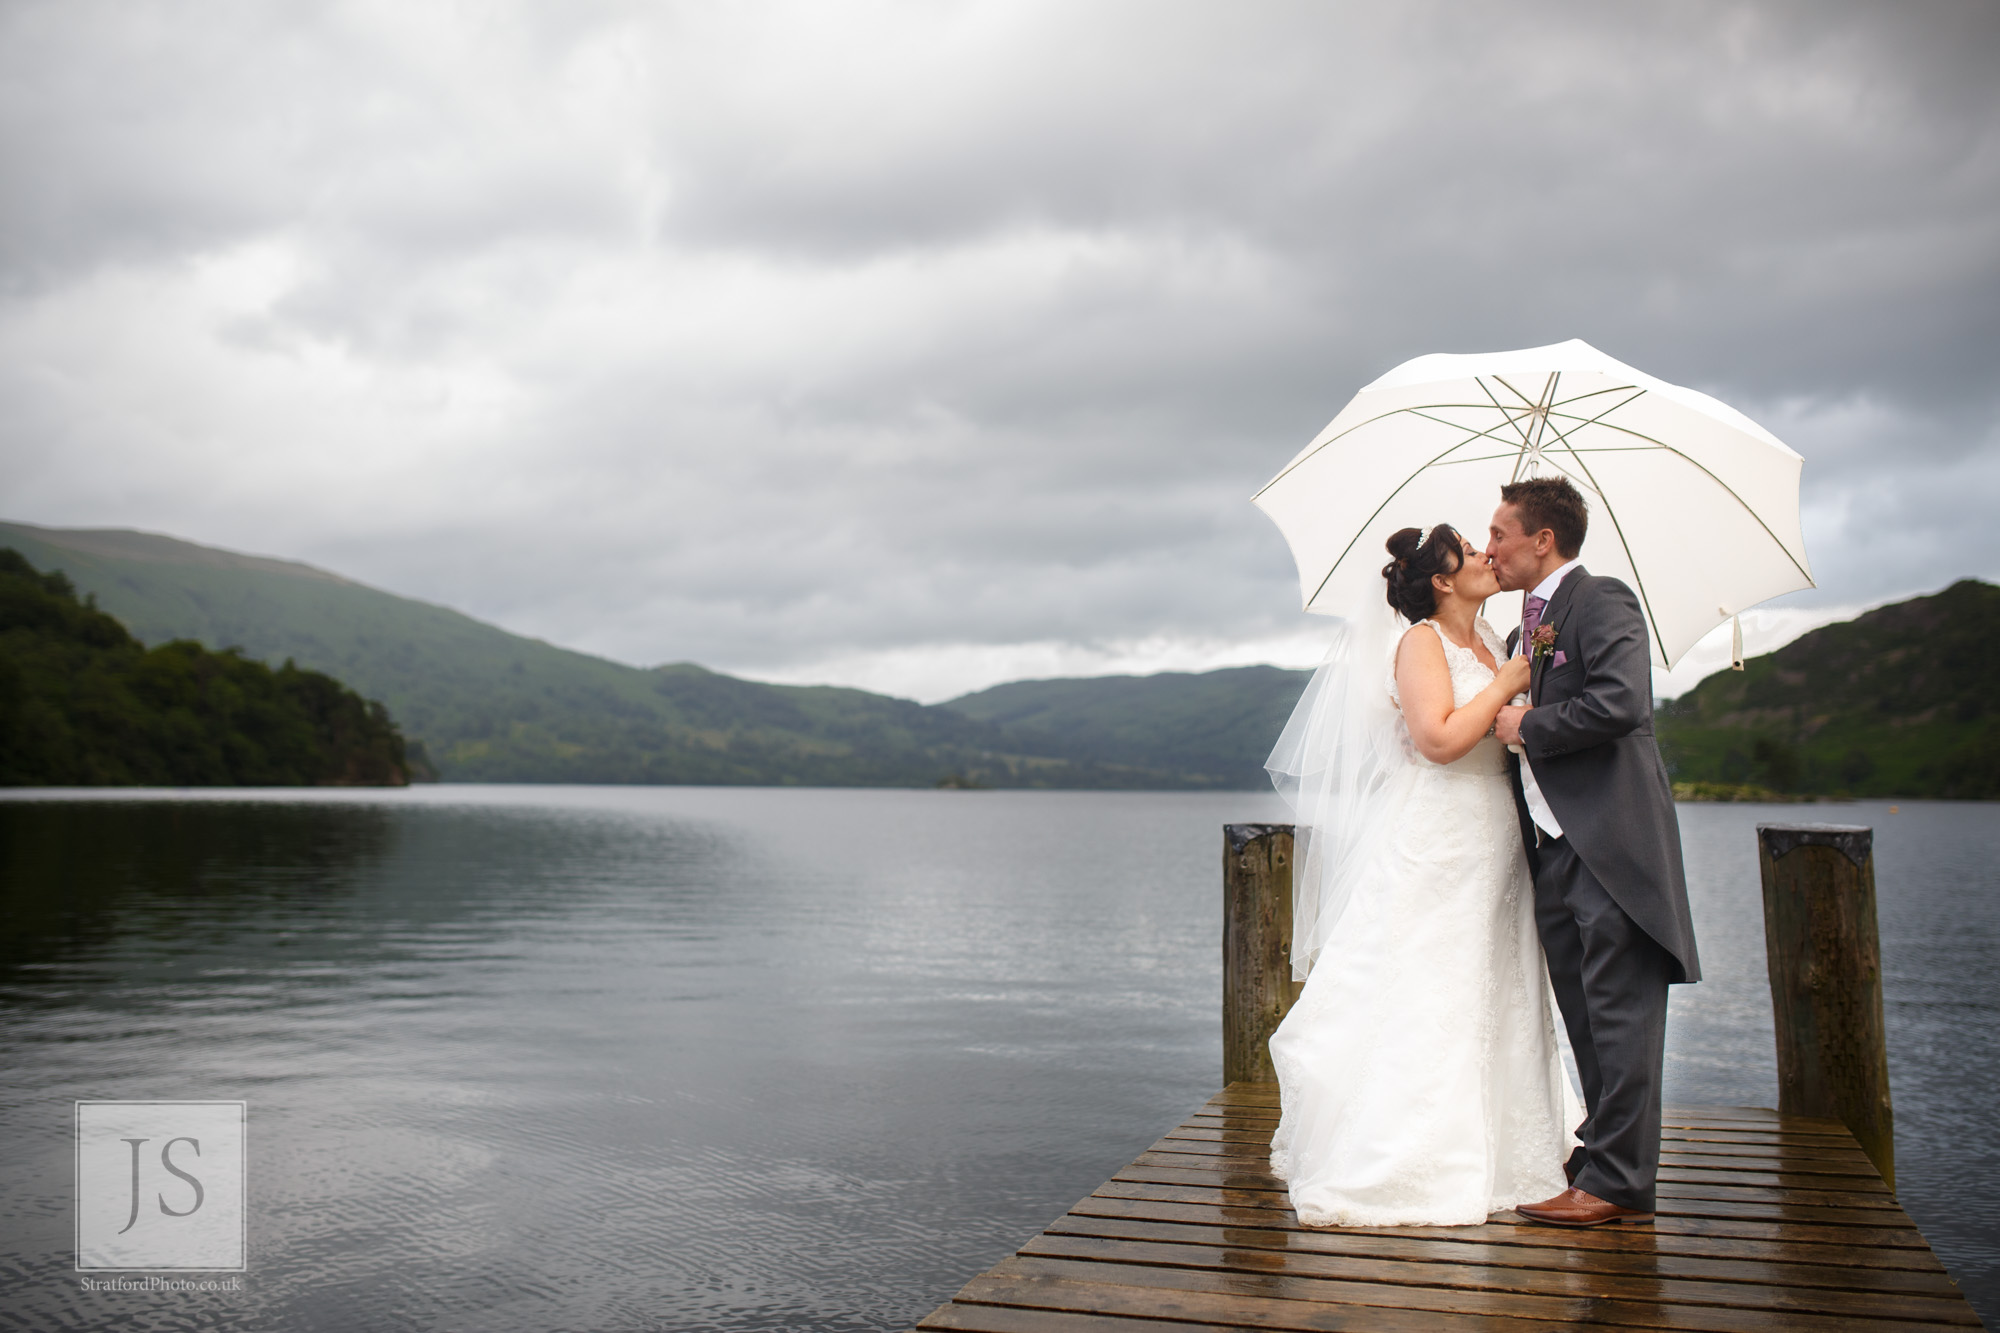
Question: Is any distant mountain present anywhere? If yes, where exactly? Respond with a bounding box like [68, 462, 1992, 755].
[0, 521, 1245, 788]
[0, 549, 416, 786]
[1657, 578, 1999, 799]
[942, 665, 1313, 788]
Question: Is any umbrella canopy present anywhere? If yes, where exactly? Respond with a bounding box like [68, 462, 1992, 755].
[1252, 339, 1813, 670]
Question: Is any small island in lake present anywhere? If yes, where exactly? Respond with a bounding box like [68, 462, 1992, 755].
[0, 548, 425, 787]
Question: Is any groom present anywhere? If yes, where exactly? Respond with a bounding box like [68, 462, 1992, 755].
[1489, 475, 1700, 1227]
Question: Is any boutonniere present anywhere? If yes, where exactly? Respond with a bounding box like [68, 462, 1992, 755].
[1529, 624, 1558, 662]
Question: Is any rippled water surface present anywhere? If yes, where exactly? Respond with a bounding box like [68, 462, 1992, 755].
[0, 788, 1994, 1330]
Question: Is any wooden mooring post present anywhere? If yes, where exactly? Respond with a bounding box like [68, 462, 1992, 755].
[1221, 823, 1300, 1085]
[1759, 821, 1896, 1187]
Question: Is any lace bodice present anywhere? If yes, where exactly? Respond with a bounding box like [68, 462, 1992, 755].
[1385, 617, 1507, 708]
[1385, 617, 1510, 774]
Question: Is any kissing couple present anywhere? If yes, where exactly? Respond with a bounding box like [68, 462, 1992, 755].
[1265, 474, 1700, 1228]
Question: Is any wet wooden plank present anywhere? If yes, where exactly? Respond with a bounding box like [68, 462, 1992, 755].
[1657, 1177, 1900, 1206]
[1016, 1233, 1979, 1324]
[1077, 1185, 1946, 1261]
[913, 1085, 1982, 1332]
[927, 1272, 1533, 1331]
[1663, 1147, 1887, 1169]
[988, 1255, 1973, 1331]
[1041, 1209, 1966, 1297]
[1085, 1180, 1940, 1249]
[1665, 1127, 1874, 1146]
[918, 1298, 1227, 1333]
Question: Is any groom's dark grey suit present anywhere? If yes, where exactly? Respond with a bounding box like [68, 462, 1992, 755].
[1506, 566, 1699, 1213]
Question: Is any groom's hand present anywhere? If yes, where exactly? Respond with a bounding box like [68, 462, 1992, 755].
[1494, 705, 1527, 745]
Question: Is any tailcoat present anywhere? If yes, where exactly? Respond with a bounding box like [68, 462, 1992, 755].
[1506, 569, 1700, 983]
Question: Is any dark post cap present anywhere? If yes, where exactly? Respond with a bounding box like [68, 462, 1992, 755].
[1225, 822, 1296, 852]
[1757, 823, 1873, 868]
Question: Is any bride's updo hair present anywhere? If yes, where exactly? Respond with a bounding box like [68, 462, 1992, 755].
[1382, 524, 1465, 622]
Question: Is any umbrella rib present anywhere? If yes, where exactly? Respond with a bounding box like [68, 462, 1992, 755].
[1478, 379, 1533, 481]
[1477, 377, 1541, 484]
[1539, 401, 1672, 667]
[1548, 382, 1640, 411]
[1504, 444, 1677, 455]
[1536, 388, 1651, 476]
[1433, 449, 1552, 466]
[1402, 407, 1541, 453]
[1478, 378, 1536, 446]
[1499, 373, 1553, 481]
[1256, 380, 1646, 498]
[1536, 373, 1559, 454]
[1545, 405, 1646, 428]
[1489, 375, 1542, 410]
[1557, 415, 1816, 587]
[1251, 401, 1531, 499]
[1303, 433, 1503, 608]
[1500, 372, 1562, 481]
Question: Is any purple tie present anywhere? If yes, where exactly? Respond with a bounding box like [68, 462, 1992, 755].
[1523, 594, 1548, 644]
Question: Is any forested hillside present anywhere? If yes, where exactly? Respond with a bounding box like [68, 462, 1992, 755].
[1657, 578, 1999, 799]
[0, 523, 1232, 788]
[0, 549, 419, 786]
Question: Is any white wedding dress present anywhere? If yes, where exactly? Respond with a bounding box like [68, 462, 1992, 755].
[1267, 616, 1582, 1227]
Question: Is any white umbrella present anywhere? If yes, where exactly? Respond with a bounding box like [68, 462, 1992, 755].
[1252, 339, 1813, 670]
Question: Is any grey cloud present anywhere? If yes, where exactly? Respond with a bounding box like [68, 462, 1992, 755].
[1, 0, 1996, 696]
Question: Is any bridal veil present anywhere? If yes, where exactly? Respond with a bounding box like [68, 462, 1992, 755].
[1264, 603, 1419, 982]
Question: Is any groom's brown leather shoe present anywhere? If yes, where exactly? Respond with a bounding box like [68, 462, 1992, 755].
[1514, 1187, 1653, 1228]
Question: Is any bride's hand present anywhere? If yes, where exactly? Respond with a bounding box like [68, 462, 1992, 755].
[1496, 653, 1532, 697]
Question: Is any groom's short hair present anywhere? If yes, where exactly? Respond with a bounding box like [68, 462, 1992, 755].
[1499, 476, 1588, 558]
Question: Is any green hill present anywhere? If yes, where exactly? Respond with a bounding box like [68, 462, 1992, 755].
[1657, 578, 1999, 799]
[942, 665, 1313, 788]
[0, 521, 1231, 788]
[13, 521, 1988, 798]
[0, 549, 416, 786]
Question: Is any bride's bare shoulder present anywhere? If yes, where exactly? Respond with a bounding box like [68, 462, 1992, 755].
[1394, 622, 1447, 668]
[1398, 620, 1443, 646]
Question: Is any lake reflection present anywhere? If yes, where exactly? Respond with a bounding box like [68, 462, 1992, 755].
[0, 789, 1993, 1330]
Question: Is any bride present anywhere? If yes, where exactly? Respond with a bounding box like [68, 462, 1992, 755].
[1265, 523, 1582, 1227]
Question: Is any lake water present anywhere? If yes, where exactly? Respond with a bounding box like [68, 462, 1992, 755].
[1, 787, 1994, 1330]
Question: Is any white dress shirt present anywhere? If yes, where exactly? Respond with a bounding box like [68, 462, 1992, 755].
[1519, 559, 1582, 839]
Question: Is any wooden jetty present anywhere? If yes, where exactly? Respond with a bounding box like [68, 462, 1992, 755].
[918, 821, 1985, 1330]
[916, 1081, 1981, 1331]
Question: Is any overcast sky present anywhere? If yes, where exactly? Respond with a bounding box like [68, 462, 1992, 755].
[3, 1, 1996, 700]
